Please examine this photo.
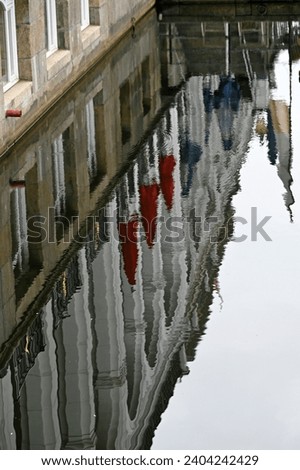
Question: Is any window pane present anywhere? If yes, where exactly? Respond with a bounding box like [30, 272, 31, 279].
[1, 3, 19, 87]
[81, 0, 89, 29]
[7, 9, 16, 77]
[10, 187, 30, 276]
[0, 8, 7, 83]
[45, 0, 58, 53]
[52, 134, 66, 217]
[86, 100, 97, 181]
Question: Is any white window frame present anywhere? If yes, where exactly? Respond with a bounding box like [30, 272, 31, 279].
[11, 186, 29, 273]
[81, 0, 90, 30]
[52, 134, 66, 216]
[1, 0, 19, 92]
[85, 99, 97, 180]
[45, 0, 58, 56]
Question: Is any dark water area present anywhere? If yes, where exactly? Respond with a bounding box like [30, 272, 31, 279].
[1, 9, 300, 450]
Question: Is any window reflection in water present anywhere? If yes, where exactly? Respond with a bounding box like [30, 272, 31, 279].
[0, 12, 299, 450]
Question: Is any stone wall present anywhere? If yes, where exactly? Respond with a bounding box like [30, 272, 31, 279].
[0, 8, 161, 366]
[0, 0, 156, 157]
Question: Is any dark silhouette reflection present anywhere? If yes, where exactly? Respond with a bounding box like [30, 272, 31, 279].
[180, 138, 202, 196]
[267, 109, 278, 165]
[203, 76, 241, 151]
[0, 12, 299, 450]
[214, 76, 241, 151]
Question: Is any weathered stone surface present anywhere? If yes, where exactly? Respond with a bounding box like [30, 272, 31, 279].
[15, 0, 30, 24]
[0, 0, 156, 157]
[16, 24, 31, 59]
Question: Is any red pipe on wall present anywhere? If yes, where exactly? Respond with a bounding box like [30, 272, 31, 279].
[9, 179, 26, 189]
[5, 109, 22, 118]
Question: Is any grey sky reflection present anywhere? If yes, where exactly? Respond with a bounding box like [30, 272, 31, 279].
[152, 60, 300, 451]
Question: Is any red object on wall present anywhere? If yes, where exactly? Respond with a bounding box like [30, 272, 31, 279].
[9, 179, 26, 189]
[5, 109, 22, 118]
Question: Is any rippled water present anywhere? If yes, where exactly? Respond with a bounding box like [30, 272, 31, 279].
[153, 49, 300, 450]
[0, 11, 300, 450]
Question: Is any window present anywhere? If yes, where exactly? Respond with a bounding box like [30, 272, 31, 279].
[81, 0, 90, 30]
[51, 127, 77, 241]
[86, 90, 107, 191]
[0, 0, 19, 91]
[142, 57, 151, 116]
[120, 80, 131, 145]
[45, 0, 58, 55]
[86, 99, 97, 182]
[52, 134, 66, 217]
[10, 185, 29, 276]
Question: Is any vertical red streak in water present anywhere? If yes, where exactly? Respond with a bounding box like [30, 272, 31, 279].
[119, 217, 139, 285]
[139, 182, 160, 248]
[159, 155, 176, 211]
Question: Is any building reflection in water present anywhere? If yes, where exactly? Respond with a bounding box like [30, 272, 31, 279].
[0, 11, 298, 449]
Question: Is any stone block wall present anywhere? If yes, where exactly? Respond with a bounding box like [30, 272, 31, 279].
[0, 0, 156, 157]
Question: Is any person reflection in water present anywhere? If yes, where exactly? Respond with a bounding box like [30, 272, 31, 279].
[180, 138, 202, 197]
[203, 76, 241, 151]
[214, 76, 241, 151]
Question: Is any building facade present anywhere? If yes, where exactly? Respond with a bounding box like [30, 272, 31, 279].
[0, 0, 155, 156]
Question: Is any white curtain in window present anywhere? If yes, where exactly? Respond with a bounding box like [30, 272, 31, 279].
[52, 135, 66, 216]
[45, 0, 58, 54]
[1, 0, 19, 90]
[11, 187, 29, 273]
[81, 0, 90, 30]
[86, 100, 97, 180]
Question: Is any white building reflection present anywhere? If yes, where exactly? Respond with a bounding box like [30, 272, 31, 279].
[0, 74, 253, 449]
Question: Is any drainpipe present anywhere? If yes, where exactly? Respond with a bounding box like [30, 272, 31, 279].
[5, 110, 22, 118]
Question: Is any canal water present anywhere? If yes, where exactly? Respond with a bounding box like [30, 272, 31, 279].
[0, 10, 300, 450]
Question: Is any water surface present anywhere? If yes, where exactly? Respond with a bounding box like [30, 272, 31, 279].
[0, 12, 299, 450]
